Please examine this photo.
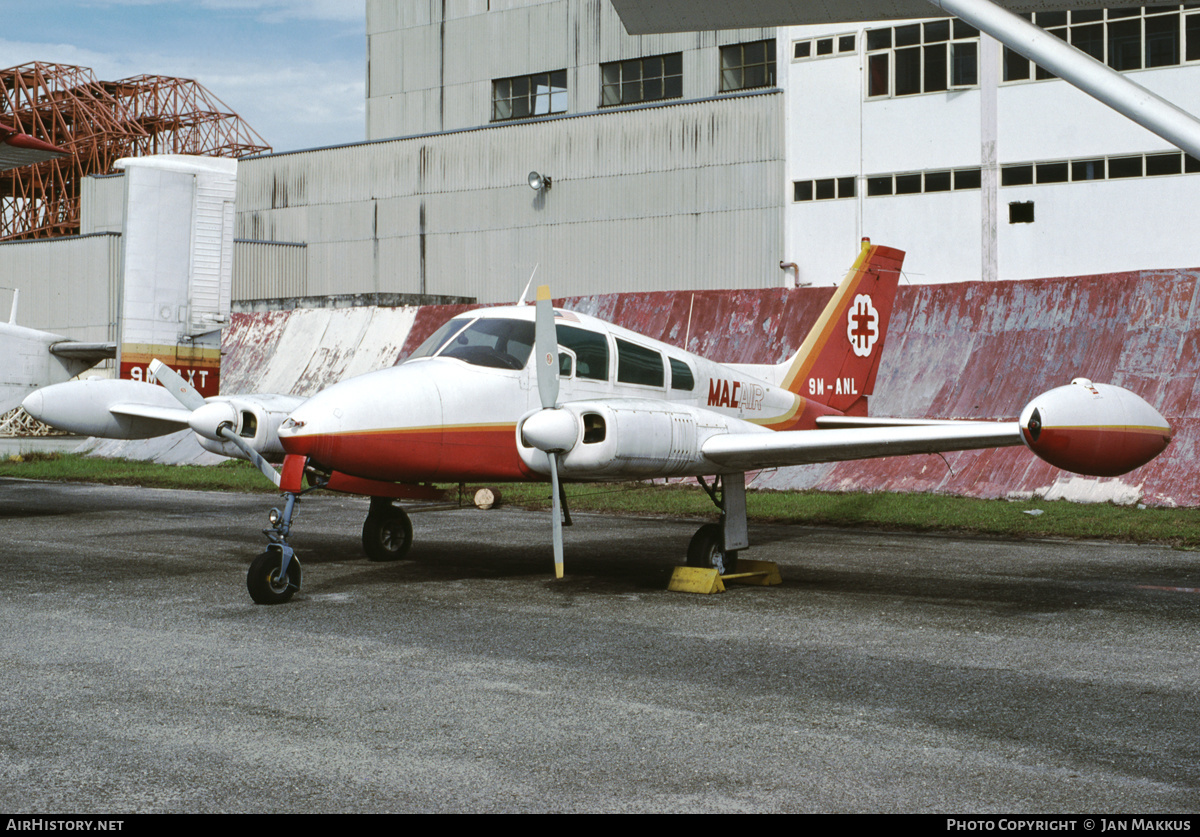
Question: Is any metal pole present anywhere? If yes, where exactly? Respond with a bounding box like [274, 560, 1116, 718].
[929, 0, 1200, 160]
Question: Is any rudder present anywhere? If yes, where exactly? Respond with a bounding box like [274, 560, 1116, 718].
[778, 239, 904, 415]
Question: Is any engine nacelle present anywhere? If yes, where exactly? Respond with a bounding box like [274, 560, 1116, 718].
[1019, 378, 1171, 477]
[516, 398, 742, 479]
[194, 394, 306, 462]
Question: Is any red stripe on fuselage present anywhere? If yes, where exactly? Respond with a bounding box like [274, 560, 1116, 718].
[280, 423, 535, 483]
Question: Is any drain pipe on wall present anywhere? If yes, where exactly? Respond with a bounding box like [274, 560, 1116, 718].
[780, 261, 804, 289]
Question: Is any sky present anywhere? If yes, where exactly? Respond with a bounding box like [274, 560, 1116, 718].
[0, 0, 367, 154]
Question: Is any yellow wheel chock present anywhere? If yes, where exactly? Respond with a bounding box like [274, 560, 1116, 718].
[667, 559, 782, 594]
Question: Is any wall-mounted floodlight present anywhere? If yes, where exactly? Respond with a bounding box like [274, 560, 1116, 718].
[528, 171, 552, 192]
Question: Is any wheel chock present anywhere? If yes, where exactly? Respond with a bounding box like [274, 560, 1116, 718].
[669, 566, 725, 594]
[667, 560, 782, 594]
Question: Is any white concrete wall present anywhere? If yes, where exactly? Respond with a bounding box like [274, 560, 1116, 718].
[782, 18, 1200, 286]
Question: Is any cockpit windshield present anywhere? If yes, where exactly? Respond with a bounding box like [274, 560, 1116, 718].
[427, 317, 536, 370]
[408, 317, 473, 361]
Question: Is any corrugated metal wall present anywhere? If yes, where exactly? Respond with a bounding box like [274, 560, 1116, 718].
[233, 241, 308, 300]
[237, 92, 785, 303]
[0, 233, 120, 343]
[365, 0, 774, 138]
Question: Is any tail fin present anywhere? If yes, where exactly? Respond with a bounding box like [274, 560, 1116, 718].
[778, 239, 904, 415]
[115, 156, 236, 398]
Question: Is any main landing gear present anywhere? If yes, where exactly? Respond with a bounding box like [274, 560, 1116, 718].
[688, 472, 749, 575]
[362, 497, 414, 561]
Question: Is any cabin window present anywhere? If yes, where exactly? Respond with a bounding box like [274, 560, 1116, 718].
[438, 318, 535, 370]
[669, 358, 695, 391]
[557, 324, 609, 381]
[616, 338, 664, 387]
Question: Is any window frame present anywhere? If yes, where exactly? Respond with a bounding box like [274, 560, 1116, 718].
[491, 70, 568, 122]
[600, 52, 683, 107]
[865, 19, 980, 98]
[719, 39, 778, 92]
[1001, 6, 1200, 84]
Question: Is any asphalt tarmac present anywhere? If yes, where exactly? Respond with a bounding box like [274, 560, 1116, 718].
[1, 478, 1198, 813]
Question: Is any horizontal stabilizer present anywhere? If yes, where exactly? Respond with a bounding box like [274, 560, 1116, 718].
[49, 341, 117, 364]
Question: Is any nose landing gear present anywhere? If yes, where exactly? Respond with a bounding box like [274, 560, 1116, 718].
[247, 491, 303, 605]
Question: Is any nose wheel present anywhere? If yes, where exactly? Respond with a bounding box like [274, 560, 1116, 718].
[247, 546, 302, 605]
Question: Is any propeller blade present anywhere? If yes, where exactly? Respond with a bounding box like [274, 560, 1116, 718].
[548, 451, 564, 579]
[150, 358, 281, 487]
[217, 426, 283, 487]
[148, 358, 206, 411]
[534, 285, 559, 410]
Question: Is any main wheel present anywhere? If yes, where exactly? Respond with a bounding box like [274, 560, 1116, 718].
[247, 549, 301, 605]
[362, 507, 414, 561]
[686, 523, 738, 574]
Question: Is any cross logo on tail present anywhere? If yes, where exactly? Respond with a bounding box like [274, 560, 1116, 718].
[846, 294, 879, 358]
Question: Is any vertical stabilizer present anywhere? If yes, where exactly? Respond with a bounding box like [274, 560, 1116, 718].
[115, 155, 237, 397]
[777, 239, 904, 415]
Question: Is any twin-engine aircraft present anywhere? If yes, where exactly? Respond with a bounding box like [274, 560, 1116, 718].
[24, 241, 1173, 604]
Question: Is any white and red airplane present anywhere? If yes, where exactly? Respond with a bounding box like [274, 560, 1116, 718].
[23, 240, 1173, 604]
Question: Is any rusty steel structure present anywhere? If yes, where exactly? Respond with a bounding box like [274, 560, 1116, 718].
[0, 62, 270, 240]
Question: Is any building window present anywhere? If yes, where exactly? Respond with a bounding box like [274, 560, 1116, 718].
[1004, 151, 1200, 185]
[793, 33, 857, 61]
[1003, 6, 1200, 82]
[865, 168, 982, 196]
[1009, 202, 1035, 224]
[601, 53, 683, 107]
[865, 19, 979, 97]
[492, 71, 567, 121]
[720, 39, 777, 92]
[794, 176, 856, 201]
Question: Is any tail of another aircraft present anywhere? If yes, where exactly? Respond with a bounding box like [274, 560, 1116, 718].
[776, 239, 904, 415]
[115, 156, 237, 398]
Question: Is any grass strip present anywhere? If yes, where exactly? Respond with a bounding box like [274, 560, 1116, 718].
[3, 452, 1197, 547]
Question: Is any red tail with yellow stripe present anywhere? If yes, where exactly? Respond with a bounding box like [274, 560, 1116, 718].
[778, 239, 904, 416]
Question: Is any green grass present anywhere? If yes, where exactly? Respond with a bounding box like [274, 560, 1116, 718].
[0, 452, 279, 494]
[3, 452, 1198, 547]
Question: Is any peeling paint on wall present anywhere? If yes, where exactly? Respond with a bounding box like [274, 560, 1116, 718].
[91, 265, 1200, 506]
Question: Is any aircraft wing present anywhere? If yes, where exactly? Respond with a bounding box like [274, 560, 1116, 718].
[702, 421, 1023, 470]
[109, 402, 193, 426]
[0, 123, 68, 171]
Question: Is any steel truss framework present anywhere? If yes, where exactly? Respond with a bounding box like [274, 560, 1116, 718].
[0, 62, 270, 240]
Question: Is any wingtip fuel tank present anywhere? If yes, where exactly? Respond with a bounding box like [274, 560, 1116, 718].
[1019, 379, 1172, 477]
